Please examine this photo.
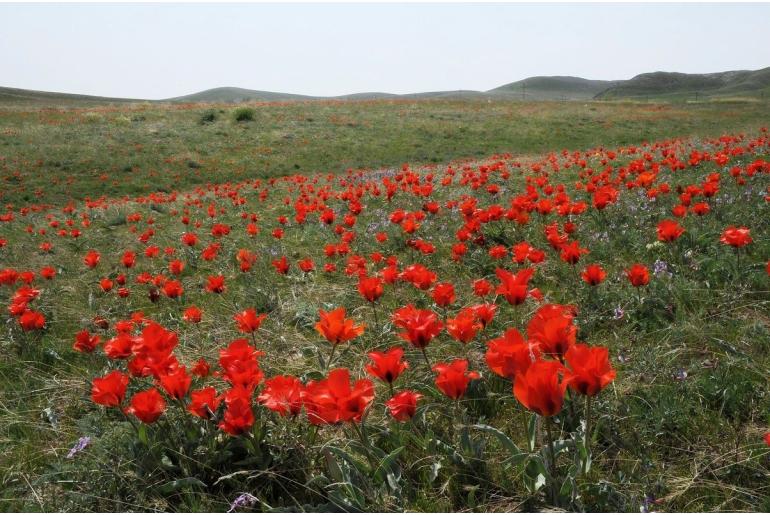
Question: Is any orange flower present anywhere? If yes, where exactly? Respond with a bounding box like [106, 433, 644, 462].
[527, 304, 577, 358]
[581, 264, 606, 286]
[485, 328, 540, 380]
[564, 343, 616, 396]
[365, 346, 408, 385]
[513, 360, 568, 417]
[125, 388, 166, 424]
[315, 307, 364, 345]
[720, 226, 752, 247]
[657, 219, 685, 242]
[302, 368, 375, 425]
[446, 311, 482, 344]
[626, 264, 650, 287]
[432, 359, 480, 400]
[495, 267, 535, 306]
[233, 308, 267, 334]
[386, 390, 422, 422]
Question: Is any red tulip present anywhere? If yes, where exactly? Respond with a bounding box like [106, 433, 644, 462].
[302, 368, 375, 425]
[485, 328, 540, 380]
[183, 305, 202, 323]
[257, 375, 304, 417]
[315, 307, 364, 345]
[432, 359, 480, 400]
[446, 311, 482, 344]
[83, 250, 100, 268]
[357, 275, 384, 303]
[527, 304, 577, 358]
[626, 264, 650, 287]
[657, 219, 685, 242]
[233, 308, 267, 334]
[581, 264, 606, 286]
[386, 391, 422, 422]
[392, 305, 443, 349]
[513, 360, 568, 417]
[73, 329, 100, 353]
[495, 267, 535, 306]
[125, 388, 166, 424]
[19, 310, 45, 331]
[91, 370, 129, 407]
[365, 346, 408, 385]
[219, 393, 255, 435]
[559, 241, 589, 265]
[564, 343, 616, 396]
[159, 366, 192, 400]
[205, 275, 226, 293]
[431, 282, 456, 307]
[720, 226, 752, 248]
[188, 386, 220, 419]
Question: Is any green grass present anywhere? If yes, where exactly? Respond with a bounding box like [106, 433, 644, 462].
[0, 99, 769, 512]
[1, 99, 769, 207]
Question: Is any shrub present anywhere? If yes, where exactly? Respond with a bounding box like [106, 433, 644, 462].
[199, 110, 217, 125]
[232, 107, 255, 122]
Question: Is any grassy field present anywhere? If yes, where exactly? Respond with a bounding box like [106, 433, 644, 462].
[0, 98, 769, 512]
[2, 99, 769, 206]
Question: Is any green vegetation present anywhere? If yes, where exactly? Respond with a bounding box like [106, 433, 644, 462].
[489, 76, 617, 100]
[0, 97, 768, 511]
[1, 99, 769, 207]
[595, 67, 770, 101]
[232, 106, 256, 122]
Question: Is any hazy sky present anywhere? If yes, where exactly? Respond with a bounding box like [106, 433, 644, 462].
[2, 2, 769, 99]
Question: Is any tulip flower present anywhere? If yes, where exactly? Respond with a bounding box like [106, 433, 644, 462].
[386, 390, 422, 422]
[91, 370, 129, 408]
[432, 359, 480, 400]
[125, 388, 166, 424]
[257, 375, 304, 418]
[365, 346, 408, 391]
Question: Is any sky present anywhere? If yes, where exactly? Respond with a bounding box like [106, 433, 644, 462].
[1, 2, 769, 99]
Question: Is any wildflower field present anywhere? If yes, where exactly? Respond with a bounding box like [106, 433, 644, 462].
[1, 98, 769, 512]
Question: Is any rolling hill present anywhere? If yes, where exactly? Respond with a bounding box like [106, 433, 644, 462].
[0, 86, 141, 105]
[2, 67, 768, 106]
[594, 67, 770, 100]
[489, 76, 619, 100]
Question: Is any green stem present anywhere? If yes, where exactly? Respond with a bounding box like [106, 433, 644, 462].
[584, 395, 593, 475]
[545, 416, 557, 506]
[372, 302, 380, 333]
[420, 347, 432, 369]
[326, 343, 337, 371]
[351, 421, 376, 469]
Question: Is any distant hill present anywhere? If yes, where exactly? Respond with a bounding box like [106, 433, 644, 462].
[166, 87, 314, 103]
[2, 67, 768, 106]
[489, 76, 619, 100]
[0, 86, 141, 105]
[594, 67, 770, 100]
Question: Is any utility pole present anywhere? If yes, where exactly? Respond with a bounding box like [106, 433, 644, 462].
[522, 82, 526, 101]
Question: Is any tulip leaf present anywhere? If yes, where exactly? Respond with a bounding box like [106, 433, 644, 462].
[373, 445, 404, 487]
[473, 424, 526, 466]
[157, 477, 206, 495]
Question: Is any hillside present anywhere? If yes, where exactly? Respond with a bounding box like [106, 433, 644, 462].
[2, 67, 769, 106]
[595, 67, 770, 100]
[489, 76, 619, 100]
[0, 86, 142, 105]
[166, 86, 315, 103]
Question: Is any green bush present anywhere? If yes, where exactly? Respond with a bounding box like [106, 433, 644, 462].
[199, 110, 217, 125]
[232, 107, 255, 122]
